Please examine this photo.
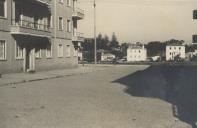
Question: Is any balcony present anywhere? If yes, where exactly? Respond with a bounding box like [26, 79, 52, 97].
[72, 8, 84, 20]
[72, 32, 84, 42]
[31, 0, 51, 6]
[11, 19, 51, 37]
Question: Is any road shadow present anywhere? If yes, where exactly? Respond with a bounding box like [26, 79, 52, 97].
[113, 65, 197, 128]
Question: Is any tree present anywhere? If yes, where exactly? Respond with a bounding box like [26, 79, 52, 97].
[145, 41, 166, 57]
[82, 33, 122, 61]
[136, 42, 143, 47]
[96, 33, 103, 50]
[185, 44, 197, 53]
[146, 39, 185, 58]
[165, 39, 184, 45]
[110, 32, 119, 49]
[81, 38, 94, 62]
[82, 38, 94, 51]
[121, 43, 129, 57]
[103, 35, 110, 50]
[96, 34, 112, 50]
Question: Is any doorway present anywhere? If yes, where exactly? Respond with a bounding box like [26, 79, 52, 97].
[24, 47, 35, 72]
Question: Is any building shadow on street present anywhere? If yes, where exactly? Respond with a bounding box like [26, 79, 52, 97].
[112, 65, 197, 128]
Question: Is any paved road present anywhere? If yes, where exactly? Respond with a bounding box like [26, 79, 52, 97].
[0, 65, 191, 128]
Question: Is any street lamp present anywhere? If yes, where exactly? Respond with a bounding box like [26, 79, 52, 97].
[94, 0, 97, 64]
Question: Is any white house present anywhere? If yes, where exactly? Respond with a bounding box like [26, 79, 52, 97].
[127, 45, 147, 62]
[101, 53, 115, 61]
[166, 45, 185, 61]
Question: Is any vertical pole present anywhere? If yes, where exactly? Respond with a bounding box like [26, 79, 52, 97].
[94, 0, 97, 64]
[23, 47, 26, 72]
[32, 48, 35, 71]
[12, 0, 16, 24]
[54, 0, 57, 41]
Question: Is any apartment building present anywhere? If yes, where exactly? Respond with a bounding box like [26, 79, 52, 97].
[127, 44, 147, 62]
[72, 0, 84, 60]
[0, 0, 84, 74]
[166, 44, 185, 61]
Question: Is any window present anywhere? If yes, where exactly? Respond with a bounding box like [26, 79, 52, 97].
[58, 44, 63, 57]
[193, 10, 197, 19]
[0, 40, 6, 60]
[35, 48, 42, 59]
[193, 35, 197, 43]
[65, 45, 71, 57]
[67, 19, 71, 32]
[15, 42, 23, 59]
[169, 47, 171, 50]
[58, 17, 63, 30]
[139, 50, 141, 53]
[0, 0, 6, 17]
[179, 47, 181, 50]
[67, 0, 71, 6]
[43, 18, 48, 31]
[46, 43, 52, 58]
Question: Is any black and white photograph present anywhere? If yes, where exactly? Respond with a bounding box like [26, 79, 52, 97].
[0, 0, 197, 128]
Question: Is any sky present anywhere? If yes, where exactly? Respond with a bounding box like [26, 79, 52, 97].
[77, 0, 197, 43]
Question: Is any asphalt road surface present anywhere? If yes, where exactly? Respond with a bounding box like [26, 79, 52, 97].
[0, 65, 192, 128]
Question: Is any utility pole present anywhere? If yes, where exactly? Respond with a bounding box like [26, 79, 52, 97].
[94, 0, 97, 64]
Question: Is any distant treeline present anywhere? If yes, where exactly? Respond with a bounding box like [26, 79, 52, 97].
[82, 33, 122, 61]
[82, 33, 196, 61]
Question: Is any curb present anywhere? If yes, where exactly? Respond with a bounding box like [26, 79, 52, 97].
[0, 69, 102, 87]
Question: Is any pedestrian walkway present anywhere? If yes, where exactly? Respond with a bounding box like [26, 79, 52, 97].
[0, 65, 105, 87]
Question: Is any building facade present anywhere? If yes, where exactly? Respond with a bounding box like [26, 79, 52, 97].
[127, 45, 147, 62]
[166, 45, 185, 61]
[0, 0, 84, 74]
[101, 52, 115, 61]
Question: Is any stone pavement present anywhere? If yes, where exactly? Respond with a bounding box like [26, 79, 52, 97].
[0, 65, 106, 87]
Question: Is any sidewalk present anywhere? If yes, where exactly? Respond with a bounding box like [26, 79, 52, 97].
[0, 65, 105, 87]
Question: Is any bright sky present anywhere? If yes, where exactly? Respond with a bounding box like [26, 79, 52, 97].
[77, 0, 197, 43]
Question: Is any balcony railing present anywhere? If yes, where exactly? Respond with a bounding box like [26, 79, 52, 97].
[74, 32, 84, 37]
[12, 19, 50, 32]
[73, 32, 84, 42]
[72, 8, 84, 20]
[74, 8, 84, 15]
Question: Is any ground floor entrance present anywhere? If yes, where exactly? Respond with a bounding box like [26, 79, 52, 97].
[0, 34, 79, 74]
[24, 47, 35, 72]
[13, 35, 50, 73]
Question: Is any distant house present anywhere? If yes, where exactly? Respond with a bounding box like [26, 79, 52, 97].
[186, 49, 197, 61]
[101, 52, 115, 61]
[127, 44, 147, 62]
[166, 44, 185, 61]
[151, 56, 161, 62]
